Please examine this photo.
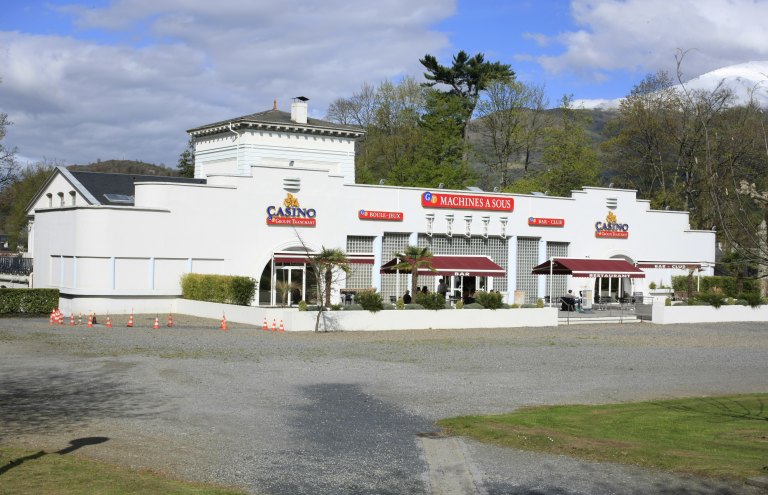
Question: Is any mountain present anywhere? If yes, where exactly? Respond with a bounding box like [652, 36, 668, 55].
[575, 61, 768, 110]
[67, 160, 180, 176]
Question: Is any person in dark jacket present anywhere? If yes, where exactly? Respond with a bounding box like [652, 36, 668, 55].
[402, 290, 412, 304]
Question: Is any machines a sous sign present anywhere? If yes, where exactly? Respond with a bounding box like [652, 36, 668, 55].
[266, 193, 316, 226]
[421, 192, 514, 211]
[595, 211, 629, 238]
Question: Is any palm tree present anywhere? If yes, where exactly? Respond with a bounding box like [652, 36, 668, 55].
[312, 247, 351, 307]
[391, 245, 436, 297]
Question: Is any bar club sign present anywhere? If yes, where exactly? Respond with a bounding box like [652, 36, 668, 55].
[266, 193, 316, 227]
[528, 217, 565, 227]
[421, 191, 514, 211]
[358, 210, 404, 221]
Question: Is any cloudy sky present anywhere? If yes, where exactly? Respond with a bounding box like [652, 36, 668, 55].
[2, 0, 768, 168]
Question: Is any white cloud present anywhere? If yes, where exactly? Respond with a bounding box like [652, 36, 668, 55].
[537, 0, 768, 82]
[0, 0, 454, 167]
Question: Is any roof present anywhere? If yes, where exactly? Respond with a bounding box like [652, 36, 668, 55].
[531, 258, 645, 278]
[380, 255, 506, 277]
[69, 171, 206, 206]
[186, 108, 365, 137]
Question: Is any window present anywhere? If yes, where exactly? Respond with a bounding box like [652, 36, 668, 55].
[46, 193, 52, 208]
[69, 191, 76, 206]
[57, 192, 64, 207]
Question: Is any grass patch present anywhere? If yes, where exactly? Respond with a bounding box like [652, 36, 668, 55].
[0, 445, 246, 495]
[437, 393, 768, 480]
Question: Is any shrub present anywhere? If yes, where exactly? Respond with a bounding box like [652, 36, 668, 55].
[696, 292, 726, 308]
[664, 297, 671, 306]
[396, 297, 405, 310]
[454, 300, 464, 309]
[536, 298, 544, 308]
[298, 300, 308, 311]
[343, 303, 363, 311]
[405, 303, 425, 310]
[330, 304, 342, 311]
[382, 303, 396, 310]
[649, 281, 657, 289]
[521, 304, 538, 308]
[510, 303, 520, 309]
[737, 292, 762, 308]
[414, 291, 447, 310]
[356, 289, 383, 313]
[0, 289, 60, 314]
[672, 275, 757, 297]
[181, 273, 256, 305]
[464, 302, 484, 309]
[473, 291, 503, 309]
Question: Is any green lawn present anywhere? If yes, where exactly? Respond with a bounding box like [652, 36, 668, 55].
[437, 393, 768, 480]
[0, 446, 246, 495]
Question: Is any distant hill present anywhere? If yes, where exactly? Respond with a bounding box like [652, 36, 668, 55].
[67, 160, 181, 176]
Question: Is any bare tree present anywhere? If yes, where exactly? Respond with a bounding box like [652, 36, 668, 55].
[474, 80, 547, 188]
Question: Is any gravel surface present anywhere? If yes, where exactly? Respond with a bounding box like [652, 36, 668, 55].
[1, 316, 766, 494]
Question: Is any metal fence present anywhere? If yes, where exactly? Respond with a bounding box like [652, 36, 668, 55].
[0, 256, 33, 275]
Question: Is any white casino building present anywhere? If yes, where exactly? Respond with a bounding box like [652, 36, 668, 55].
[27, 98, 715, 313]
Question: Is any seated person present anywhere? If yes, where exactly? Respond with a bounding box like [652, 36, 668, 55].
[560, 290, 581, 311]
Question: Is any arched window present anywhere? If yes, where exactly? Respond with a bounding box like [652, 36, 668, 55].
[46, 193, 53, 208]
[69, 191, 76, 206]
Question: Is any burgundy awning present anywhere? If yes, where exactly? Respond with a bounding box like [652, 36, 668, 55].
[380, 255, 505, 277]
[273, 253, 374, 264]
[531, 258, 645, 278]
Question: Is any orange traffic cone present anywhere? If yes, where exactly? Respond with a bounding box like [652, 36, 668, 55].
[49, 309, 56, 325]
[262, 317, 268, 331]
[106, 316, 112, 328]
[70, 313, 75, 326]
[153, 316, 160, 330]
[127, 313, 134, 327]
[167, 314, 174, 327]
[78, 313, 83, 325]
[220, 314, 228, 332]
[279, 320, 285, 332]
[87, 313, 93, 328]
[57, 310, 63, 325]
[271, 318, 277, 332]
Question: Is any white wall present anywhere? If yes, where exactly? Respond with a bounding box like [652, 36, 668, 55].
[652, 303, 768, 324]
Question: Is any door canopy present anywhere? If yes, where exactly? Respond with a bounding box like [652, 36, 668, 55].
[380, 255, 505, 277]
[531, 258, 645, 278]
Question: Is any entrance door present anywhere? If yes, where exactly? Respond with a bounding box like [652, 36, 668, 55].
[275, 265, 305, 307]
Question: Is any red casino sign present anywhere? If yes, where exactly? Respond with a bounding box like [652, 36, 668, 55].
[528, 217, 565, 227]
[358, 210, 404, 221]
[421, 191, 513, 211]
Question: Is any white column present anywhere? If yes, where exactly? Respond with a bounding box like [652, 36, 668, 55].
[506, 236, 516, 304]
[149, 257, 155, 290]
[372, 235, 383, 293]
[537, 239, 547, 301]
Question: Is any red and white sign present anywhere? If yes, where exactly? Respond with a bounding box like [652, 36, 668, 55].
[636, 263, 701, 270]
[421, 191, 514, 211]
[596, 230, 629, 239]
[358, 209, 404, 221]
[266, 217, 316, 227]
[528, 217, 564, 227]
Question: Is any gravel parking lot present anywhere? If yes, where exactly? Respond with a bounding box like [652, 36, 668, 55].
[1, 316, 766, 494]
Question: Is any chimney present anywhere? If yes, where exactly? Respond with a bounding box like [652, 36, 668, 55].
[290, 96, 309, 124]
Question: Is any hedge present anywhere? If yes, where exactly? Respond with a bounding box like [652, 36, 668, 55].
[0, 288, 60, 314]
[181, 273, 256, 306]
[671, 275, 757, 297]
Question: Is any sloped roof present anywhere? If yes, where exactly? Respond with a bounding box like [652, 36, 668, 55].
[186, 109, 364, 137]
[69, 171, 205, 206]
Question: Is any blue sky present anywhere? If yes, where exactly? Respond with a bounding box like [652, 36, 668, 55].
[2, 0, 767, 167]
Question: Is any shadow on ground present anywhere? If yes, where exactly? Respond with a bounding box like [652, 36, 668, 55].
[0, 365, 160, 440]
[264, 382, 435, 495]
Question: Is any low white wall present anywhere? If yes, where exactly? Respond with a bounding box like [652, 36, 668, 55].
[652, 303, 768, 324]
[59, 295, 179, 316]
[175, 298, 558, 331]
